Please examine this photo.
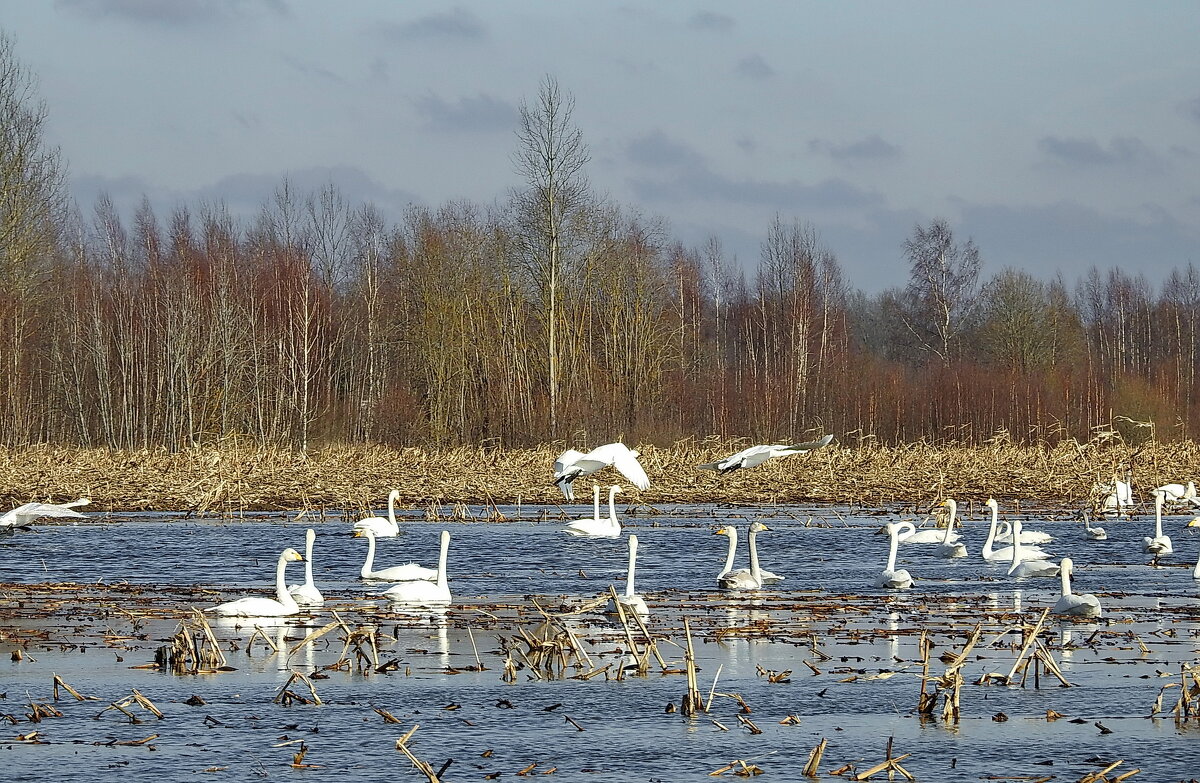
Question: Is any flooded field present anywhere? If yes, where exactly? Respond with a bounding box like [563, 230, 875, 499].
[4, 500, 1200, 781]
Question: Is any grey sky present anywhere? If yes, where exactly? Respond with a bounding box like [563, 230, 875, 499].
[4, 0, 1198, 292]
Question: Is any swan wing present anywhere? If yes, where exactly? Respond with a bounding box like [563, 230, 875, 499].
[2, 502, 88, 527]
[781, 434, 835, 454]
[607, 447, 650, 490]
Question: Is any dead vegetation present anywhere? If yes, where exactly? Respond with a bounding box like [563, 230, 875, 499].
[2, 435, 1199, 513]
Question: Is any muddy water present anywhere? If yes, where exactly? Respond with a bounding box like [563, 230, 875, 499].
[3, 502, 1200, 781]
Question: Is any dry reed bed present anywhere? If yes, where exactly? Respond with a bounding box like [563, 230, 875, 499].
[2, 437, 1199, 513]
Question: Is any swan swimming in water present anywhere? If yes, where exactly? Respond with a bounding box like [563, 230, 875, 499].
[1052, 558, 1101, 618]
[207, 547, 304, 617]
[982, 499, 1051, 562]
[876, 521, 915, 589]
[564, 485, 622, 538]
[1081, 509, 1107, 540]
[877, 521, 915, 588]
[1007, 519, 1061, 578]
[715, 523, 783, 585]
[382, 531, 452, 606]
[900, 499, 962, 544]
[355, 527, 438, 581]
[697, 434, 834, 474]
[553, 443, 650, 501]
[717, 522, 771, 590]
[936, 499, 968, 558]
[352, 489, 401, 538]
[0, 498, 91, 530]
[287, 528, 325, 606]
[1143, 490, 1173, 555]
[607, 534, 649, 616]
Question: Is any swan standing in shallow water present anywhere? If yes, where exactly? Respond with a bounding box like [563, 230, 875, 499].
[1007, 519, 1061, 578]
[207, 547, 304, 617]
[876, 521, 915, 589]
[0, 498, 91, 530]
[697, 434, 834, 474]
[715, 523, 783, 585]
[553, 443, 650, 501]
[1052, 558, 1101, 618]
[1143, 491, 1174, 555]
[718, 522, 771, 589]
[1081, 510, 1107, 540]
[607, 534, 649, 616]
[383, 531, 451, 605]
[982, 499, 1051, 562]
[353, 489, 401, 538]
[355, 528, 438, 581]
[287, 528, 325, 606]
[936, 499, 968, 558]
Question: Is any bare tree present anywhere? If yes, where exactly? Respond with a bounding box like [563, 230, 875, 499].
[900, 218, 981, 364]
[510, 75, 591, 436]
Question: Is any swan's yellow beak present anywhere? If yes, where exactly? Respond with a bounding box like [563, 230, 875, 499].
[714, 528, 729, 536]
[352, 529, 364, 537]
[1188, 517, 1200, 528]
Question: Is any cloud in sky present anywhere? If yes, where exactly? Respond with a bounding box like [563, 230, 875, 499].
[810, 135, 903, 164]
[378, 6, 487, 42]
[1037, 135, 1162, 171]
[734, 53, 774, 80]
[688, 11, 735, 33]
[56, 0, 287, 26]
[413, 92, 517, 132]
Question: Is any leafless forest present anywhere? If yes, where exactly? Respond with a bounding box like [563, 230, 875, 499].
[3, 44, 1198, 455]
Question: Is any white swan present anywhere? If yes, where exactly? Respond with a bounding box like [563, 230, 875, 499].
[1052, 558, 1101, 618]
[697, 434, 834, 474]
[982, 499, 1051, 562]
[718, 522, 770, 590]
[207, 547, 304, 617]
[1193, 543, 1200, 579]
[936, 499, 967, 558]
[901, 499, 962, 544]
[1081, 510, 1107, 540]
[355, 527, 438, 581]
[1143, 490, 1173, 555]
[1101, 474, 1134, 512]
[352, 489, 401, 537]
[1007, 519, 1061, 578]
[1156, 481, 1200, 507]
[553, 443, 650, 501]
[715, 523, 783, 585]
[564, 486, 622, 538]
[992, 513, 1052, 545]
[607, 534, 649, 616]
[382, 531, 451, 605]
[287, 528, 324, 607]
[0, 497, 91, 530]
[876, 521, 914, 588]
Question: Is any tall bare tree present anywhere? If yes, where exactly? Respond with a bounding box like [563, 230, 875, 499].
[511, 75, 590, 435]
[900, 218, 981, 364]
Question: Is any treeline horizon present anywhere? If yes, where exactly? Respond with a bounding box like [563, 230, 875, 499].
[3, 46, 1198, 451]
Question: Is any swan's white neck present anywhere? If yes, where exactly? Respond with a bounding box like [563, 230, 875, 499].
[626, 535, 639, 596]
[1009, 520, 1023, 566]
[748, 528, 762, 582]
[592, 485, 601, 520]
[275, 551, 298, 609]
[434, 531, 450, 588]
[720, 527, 737, 575]
[1059, 561, 1072, 598]
[304, 531, 316, 585]
[941, 502, 958, 544]
[885, 524, 907, 571]
[607, 487, 619, 529]
[360, 532, 376, 577]
[1154, 494, 1164, 537]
